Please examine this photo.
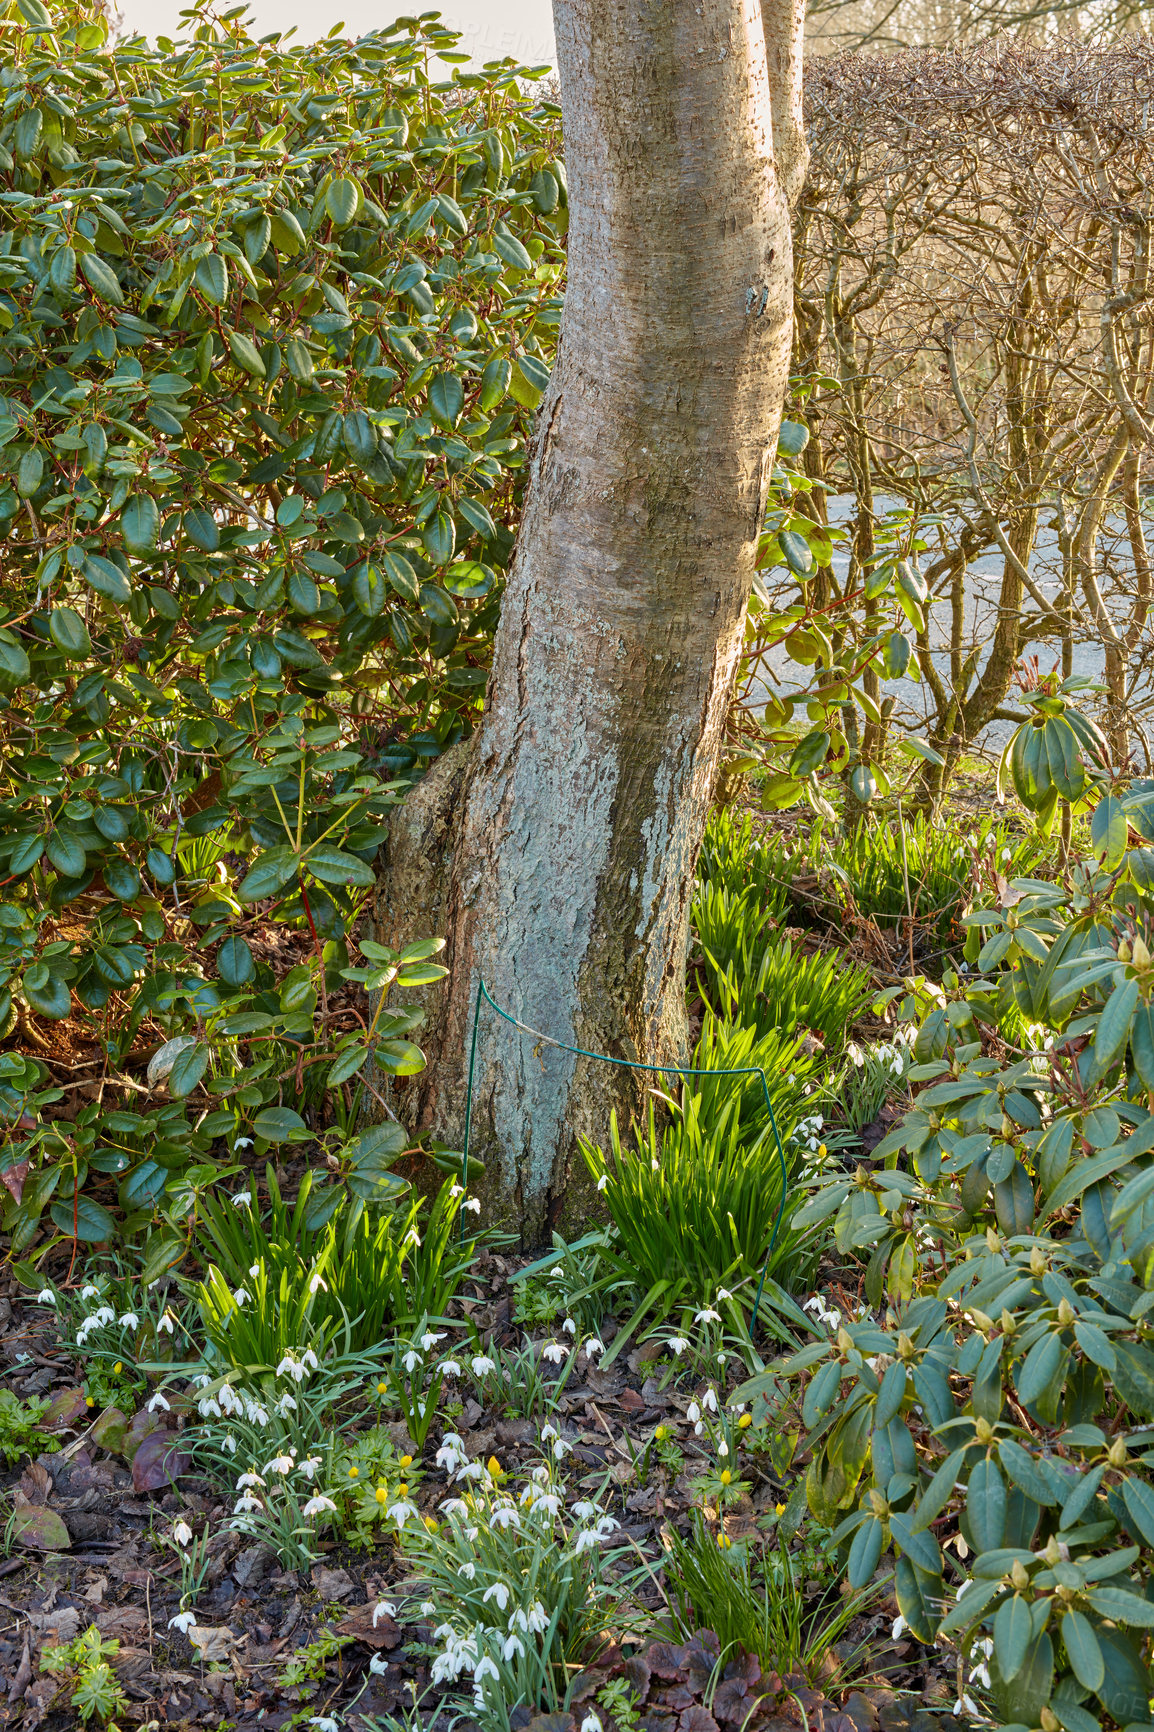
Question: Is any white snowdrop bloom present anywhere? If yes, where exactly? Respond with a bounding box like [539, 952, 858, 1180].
[173, 1520, 193, 1548]
[372, 1601, 397, 1626]
[483, 1582, 510, 1610]
[431, 1653, 458, 1686]
[474, 1656, 500, 1684]
[457, 1462, 485, 1482]
[471, 1355, 496, 1377]
[465, 1526, 480, 1541]
[1001, 847, 1012, 863]
[552, 1438, 572, 1460]
[434, 1624, 456, 1644]
[421, 1331, 447, 1351]
[572, 1500, 599, 1521]
[232, 1289, 250, 1307]
[234, 1494, 262, 1514]
[231, 1191, 252, 1208]
[249, 1263, 261, 1279]
[389, 1500, 419, 1528]
[891, 1614, 908, 1639]
[370, 1654, 390, 1675]
[218, 1386, 241, 1415]
[402, 1349, 422, 1373]
[668, 1337, 688, 1356]
[716, 1288, 732, 1302]
[119, 1312, 139, 1330]
[307, 1273, 328, 1297]
[703, 1388, 718, 1412]
[527, 1601, 549, 1635]
[147, 1393, 170, 1413]
[276, 1393, 297, 1417]
[650, 1159, 660, 1172]
[574, 1528, 602, 1554]
[953, 1697, 979, 1719]
[441, 1360, 461, 1377]
[971, 1658, 991, 1688]
[441, 1498, 470, 1518]
[93, 1306, 115, 1327]
[491, 1505, 521, 1530]
[584, 1338, 605, 1357]
[298, 1456, 322, 1481]
[244, 1399, 269, 1427]
[532, 1465, 550, 1483]
[596, 1174, 608, 1192]
[80, 1285, 99, 1301]
[236, 1471, 266, 1490]
[532, 1493, 562, 1518]
[168, 1610, 197, 1634]
[563, 1317, 577, 1335]
[35, 1290, 55, 1305]
[458, 1562, 477, 1581]
[309, 1718, 339, 1732]
[223, 1433, 237, 1455]
[449, 1182, 464, 1200]
[302, 1495, 337, 1518]
[542, 1342, 566, 1365]
[276, 1353, 304, 1382]
[421, 1602, 436, 1617]
[198, 1397, 222, 1420]
[503, 1632, 526, 1662]
[301, 1348, 319, 1372]
[694, 1308, 720, 1324]
[687, 1402, 700, 1424]
[265, 1453, 294, 1477]
[595, 1514, 620, 1537]
[464, 1198, 481, 1214]
[540, 1423, 558, 1440]
[719, 1441, 729, 1458]
[582, 1715, 605, 1732]
[234, 1137, 253, 1151]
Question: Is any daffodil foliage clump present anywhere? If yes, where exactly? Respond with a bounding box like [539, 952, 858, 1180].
[0, 0, 563, 1258]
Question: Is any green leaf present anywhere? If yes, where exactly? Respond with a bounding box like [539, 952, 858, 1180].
[121, 493, 159, 554]
[227, 328, 266, 377]
[167, 1042, 209, 1098]
[48, 607, 91, 659]
[46, 830, 85, 878]
[1086, 1586, 1154, 1626]
[1094, 975, 1138, 1072]
[49, 1195, 117, 1243]
[303, 845, 376, 887]
[428, 371, 464, 428]
[1061, 1609, 1104, 1692]
[1091, 793, 1128, 870]
[82, 554, 132, 604]
[140, 1231, 185, 1287]
[993, 1593, 1033, 1683]
[1015, 1329, 1065, 1406]
[968, 1456, 1007, 1552]
[17, 448, 43, 497]
[847, 1515, 883, 1589]
[252, 1106, 308, 1144]
[80, 252, 123, 306]
[195, 252, 229, 305]
[789, 730, 830, 779]
[480, 354, 512, 410]
[493, 230, 533, 271]
[237, 847, 300, 903]
[326, 177, 360, 226]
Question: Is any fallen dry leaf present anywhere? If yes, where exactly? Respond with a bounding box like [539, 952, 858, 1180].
[188, 1624, 241, 1663]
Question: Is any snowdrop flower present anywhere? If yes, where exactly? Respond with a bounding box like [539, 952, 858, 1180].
[716, 1288, 732, 1302]
[402, 1349, 422, 1373]
[223, 1433, 237, 1455]
[231, 1191, 252, 1208]
[276, 1352, 304, 1383]
[248, 1263, 261, 1279]
[119, 1312, 138, 1330]
[687, 1401, 701, 1424]
[302, 1495, 337, 1518]
[441, 1498, 470, 1518]
[308, 1272, 327, 1295]
[540, 1423, 558, 1440]
[532, 1492, 562, 1518]
[892, 1614, 908, 1639]
[232, 1288, 250, 1307]
[457, 1461, 485, 1482]
[527, 1601, 549, 1635]
[563, 1317, 576, 1335]
[370, 1654, 389, 1676]
[168, 1611, 197, 1634]
[483, 1582, 510, 1611]
[504, 1632, 526, 1662]
[582, 1716, 604, 1732]
[596, 1514, 620, 1536]
[668, 1337, 688, 1356]
[80, 1285, 99, 1301]
[309, 1719, 339, 1732]
[458, 1561, 477, 1580]
[301, 1348, 319, 1373]
[542, 1342, 566, 1365]
[471, 1355, 496, 1377]
[441, 1360, 461, 1377]
[147, 1393, 170, 1413]
[695, 1308, 720, 1324]
[574, 1528, 603, 1554]
[298, 1456, 322, 1481]
[236, 1471, 265, 1490]
[436, 1435, 466, 1471]
[265, 1453, 294, 1477]
[35, 1290, 55, 1305]
[464, 1197, 481, 1214]
[596, 1174, 608, 1191]
[703, 1387, 718, 1412]
[373, 1602, 397, 1626]
[389, 1500, 419, 1528]
[234, 1494, 262, 1514]
[172, 1520, 193, 1547]
[474, 1656, 500, 1685]
[449, 1182, 464, 1199]
[276, 1393, 297, 1417]
[95, 1306, 115, 1326]
[552, 1437, 572, 1460]
[421, 1602, 436, 1617]
[198, 1397, 222, 1420]
[584, 1337, 605, 1357]
[421, 1330, 446, 1351]
[953, 1697, 979, 1718]
[719, 1440, 729, 1457]
[491, 1504, 521, 1530]
[572, 1500, 599, 1521]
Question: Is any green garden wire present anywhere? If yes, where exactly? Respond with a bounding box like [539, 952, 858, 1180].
[460, 978, 791, 1336]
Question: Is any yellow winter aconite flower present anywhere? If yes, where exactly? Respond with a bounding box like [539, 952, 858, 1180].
[348, 1465, 359, 1479]
[738, 1413, 752, 1430]
[775, 1502, 787, 1516]
[113, 1362, 123, 1375]
[400, 1454, 413, 1468]
[654, 1425, 671, 1441]
[375, 1486, 388, 1505]
[376, 1381, 388, 1396]
[398, 1482, 408, 1496]
[487, 1456, 503, 1480]
[720, 1469, 732, 1485]
[717, 1531, 732, 1550]
[424, 1516, 439, 1532]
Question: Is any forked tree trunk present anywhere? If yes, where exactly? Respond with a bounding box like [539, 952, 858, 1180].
[378, 0, 802, 1244]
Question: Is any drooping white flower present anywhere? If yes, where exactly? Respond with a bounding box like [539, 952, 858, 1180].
[668, 1337, 688, 1356]
[563, 1317, 576, 1335]
[716, 1288, 732, 1302]
[441, 1360, 461, 1377]
[402, 1349, 422, 1373]
[35, 1290, 55, 1305]
[276, 1393, 297, 1417]
[119, 1312, 139, 1330]
[172, 1520, 193, 1547]
[504, 1632, 526, 1661]
[223, 1433, 237, 1454]
[370, 1654, 389, 1675]
[491, 1504, 520, 1530]
[572, 1501, 600, 1521]
[552, 1437, 571, 1460]
[309, 1718, 339, 1732]
[373, 1601, 397, 1626]
[231, 1191, 252, 1208]
[147, 1393, 170, 1413]
[527, 1601, 548, 1634]
[298, 1455, 322, 1480]
[237, 1472, 266, 1490]
[389, 1500, 419, 1528]
[474, 1656, 500, 1684]
[248, 1263, 261, 1278]
[694, 1308, 720, 1324]
[157, 1310, 175, 1334]
[458, 1562, 476, 1580]
[232, 1289, 250, 1307]
[596, 1175, 608, 1192]
[892, 1614, 908, 1639]
[234, 1494, 262, 1513]
[585, 1338, 605, 1357]
[421, 1330, 446, 1351]
[168, 1610, 197, 1634]
[542, 1342, 566, 1365]
[471, 1355, 496, 1377]
[303, 1495, 337, 1518]
[80, 1285, 99, 1301]
[582, 1716, 605, 1732]
[463, 1197, 481, 1214]
[703, 1387, 718, 1412]
[483, 1582, 510, 1610]
[265, 1454, 294, 1477]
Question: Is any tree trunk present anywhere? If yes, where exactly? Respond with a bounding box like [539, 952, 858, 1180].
[376, 0, 800, 1244]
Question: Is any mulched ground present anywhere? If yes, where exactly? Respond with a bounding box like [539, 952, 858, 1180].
[0, 1248, 967, 1732]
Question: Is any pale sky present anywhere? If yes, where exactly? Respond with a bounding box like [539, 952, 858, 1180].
[119, 0, 557, 61]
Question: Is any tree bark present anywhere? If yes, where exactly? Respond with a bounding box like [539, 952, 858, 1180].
[377, 0, 799, 1244]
